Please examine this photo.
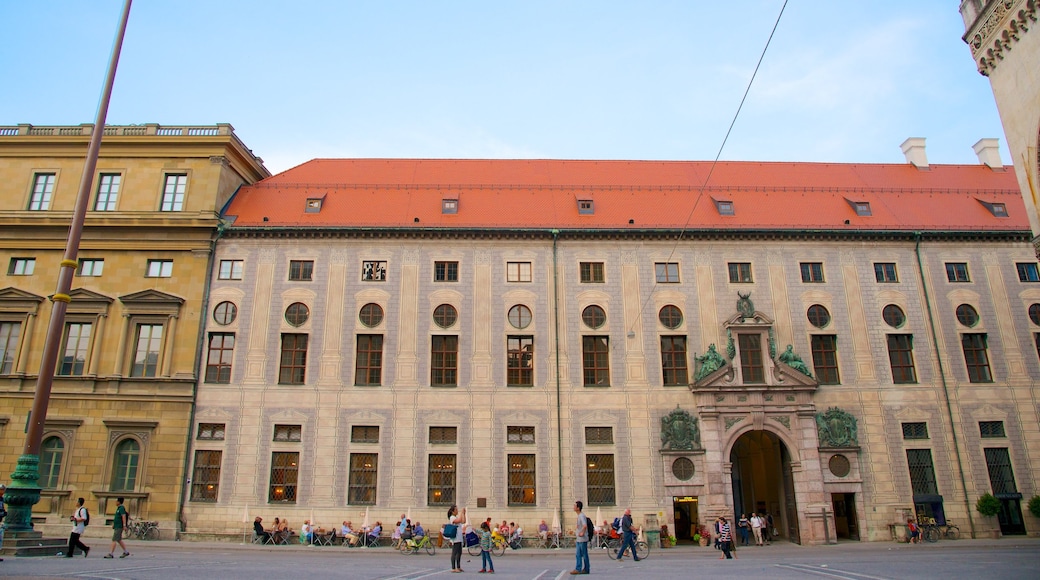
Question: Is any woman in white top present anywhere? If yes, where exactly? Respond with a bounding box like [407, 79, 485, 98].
[447, 505, 466, 573]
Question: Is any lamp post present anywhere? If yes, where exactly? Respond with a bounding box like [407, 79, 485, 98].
[3, 0, 132, 533]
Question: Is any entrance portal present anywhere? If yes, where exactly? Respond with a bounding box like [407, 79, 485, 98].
[671, 496, 699, 542]
[730, 430, 801, 544]
[831, 493, 859, 540]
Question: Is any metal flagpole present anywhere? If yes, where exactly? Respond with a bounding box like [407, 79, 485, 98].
[3, 0, 133, 534]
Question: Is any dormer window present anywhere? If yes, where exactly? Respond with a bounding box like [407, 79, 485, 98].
[845, 199, 871, 216]
[442, 198, 458, 214]
[977, 199, 1008, 218]
[305, 197, 324, 213]
[578, 199, 594, 215]
[714, 199, 734, 216]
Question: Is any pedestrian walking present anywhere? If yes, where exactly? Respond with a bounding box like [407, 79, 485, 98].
[103, 496, 130, 559]
[478, 521, 495, 573]
[738, 513, 750, 546]
[66, 497, 90, 557]
[718, 516, 734, 560]
[766, 512, 775, 544]
[569, 500, 591, 575]
[446, 505, 466, 573]
[615, 508, 641, 562]
[751, 512, 764, 546]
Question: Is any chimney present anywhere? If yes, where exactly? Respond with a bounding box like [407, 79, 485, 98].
[972, 138, 1003, 169]
[900, 138, 928, 168]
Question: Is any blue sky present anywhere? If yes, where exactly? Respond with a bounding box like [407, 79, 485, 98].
[0, 1, 1006, 174]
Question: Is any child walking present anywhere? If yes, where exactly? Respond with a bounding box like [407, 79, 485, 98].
[478, 521, 495, 574]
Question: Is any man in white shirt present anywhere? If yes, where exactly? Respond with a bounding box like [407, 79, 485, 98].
[66, 497, 90, 557]
[750, 513, 765, 546]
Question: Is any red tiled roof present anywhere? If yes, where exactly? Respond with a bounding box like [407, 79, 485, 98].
[224, 159, 1027, 232]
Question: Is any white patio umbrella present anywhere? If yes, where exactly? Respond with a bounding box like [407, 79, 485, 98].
[361, 507, 370, 530]
[551, 510, 561, 534]
[594, 507, 602, 533]
[242, 504, 251, 523]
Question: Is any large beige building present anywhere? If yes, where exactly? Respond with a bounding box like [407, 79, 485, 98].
[183, 150, 1038, 544]
[0, 124, 268, 537]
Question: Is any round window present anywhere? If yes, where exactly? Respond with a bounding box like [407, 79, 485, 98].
[1029, 303, 1040, 326]
[582, 305, 606, 329]
[807, 304, 830, 328]
[671, 457, 695, 481]
[213, 301, 237, 325]
[955, 304, 979, 327]
[434, 304, 458, 328]
[359, 303, 384, 327]
[828, 454, 851, 478]
[508, 304, 532, 329]
[285, 302, 309, 327]
[659, 305, 683, 330]
[882, 304, 905, 328]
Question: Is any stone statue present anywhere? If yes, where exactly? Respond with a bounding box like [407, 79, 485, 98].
[661, 406, 701, 451]
[778, 344, 813, 377]
[736, 291, 754, 320]
[695, 344, 726, 380]
[726, 330, 736, 361]
[815, 407, 858, 447]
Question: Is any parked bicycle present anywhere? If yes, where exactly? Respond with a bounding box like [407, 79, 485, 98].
[128, 519, 160, 541]
[400, 533, 436, 556]
[940, 521, 960, 540]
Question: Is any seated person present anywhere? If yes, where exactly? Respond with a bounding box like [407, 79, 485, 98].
[509, 522, 523, 548]
[271, 517, 289, 544]
[392, 520, 402, 545]
[538, 520, 549, 543]
[364, 522, 382, 546]
[253, 517, 271, 543]
[491, 524, 505, 543]
[300, 519, 314, 544]
[341, 521, 359, 546]
[413, 521, 425, 539]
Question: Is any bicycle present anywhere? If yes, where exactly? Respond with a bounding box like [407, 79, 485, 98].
[940, 521, 959, 540]
[919, 521, 941, 543]
[400, 533, 436, 556]
[603, 534, 650, 560]
[128, 519, 160, 541]
[467, 535, 506, 557]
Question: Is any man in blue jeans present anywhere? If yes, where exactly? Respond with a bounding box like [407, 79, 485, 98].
[616, 508, 641, 562]
[569, 501, 590, 575]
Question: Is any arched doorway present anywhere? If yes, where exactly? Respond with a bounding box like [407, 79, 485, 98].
[729, 430, 800, 544]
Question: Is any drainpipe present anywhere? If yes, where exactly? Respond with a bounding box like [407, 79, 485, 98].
[914, 233, 975, 538]
[552, 229, 564, 532]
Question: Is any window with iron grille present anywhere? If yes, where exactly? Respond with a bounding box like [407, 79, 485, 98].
[945, 262, 970, 282]
[1016, 262, 1039, 282]
[160, 174, 187, 211]
[811, 335, 840, 384]
[660, 336, 688, 386]
[979, 421, 1005, 438]
[431, 335, 458, 386]
[507, 426, 535, 444]
[268, 451, 298, 503]
[348, 453, 378, 505]
[507, 261, 532, 282]
[428, 454, 456, 506]
[580, 262, 605, 283]
[906, 449, 938, 495]
[582, 336, 610, 386]
[655, 262, 680, 283]
[430, 426, 458, 444]
[738, 334, 764, 384]
[961, 333, 992, 383]
[874, 262, 898, 283]
[190, 450, 222, 502]
[289, 260, 314, 281]
[902, 422, 928, 440]
[887, 334, 916, 384]
[355, 334, 383, 386]
[585, 426, 613, 444]
[197, 423, 225, 440]
[984, 447, 1018, 495]
[205, 333, 235, 383]
[351, 425, 379, 443]
[273, 424, 302, 442]
[586, 454, 616, 506]
[58, 322, 92, 376]
[279, 334, 308, 384]
[507, 336, 534, 386]
[728, 262, 752, 283]
[434, 261, 459, 282]
[800, 262, 824, 283]
[29, 173, 55, 210]
[508, 454, 536, 505]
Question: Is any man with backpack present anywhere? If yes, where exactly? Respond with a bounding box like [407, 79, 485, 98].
[569, 500, 591, 575]
[103, 497, 130, 559]
[67, 497, 90, 557]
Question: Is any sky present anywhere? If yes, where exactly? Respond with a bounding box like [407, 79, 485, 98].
[0, 1, 1008, 175]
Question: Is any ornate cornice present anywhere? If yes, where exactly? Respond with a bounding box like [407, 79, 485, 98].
[965, 0, 1038, 76]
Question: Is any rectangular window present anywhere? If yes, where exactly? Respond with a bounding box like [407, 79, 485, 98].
[205, 333, 235, 383]
[146, 260, 173, 278]
[361, 260, 387, 281]
[962, 333, 992, 383]
[278, 333, 308, 384]
[58, 322, 92, 376]
[190, 450, 222, 502]
[28, 173, 56, 210]
[728, 262, 753, 283]
[273, 424, 302, 442]
[348, 453, 378, 504]
[660, 336, 688, 386]
[811, 335, 840, 384]
[582, 336, 610, 386]
[434, 261, 459, 282]
[887, 334, 917, 384]
[979, 421, 1006, 438]
[218, 260, 244, 280]
[578, 199, 594, 214]
[655, 262, 680, 283]
[585, 426, 613, 444]
[431, 335, 458, 386]
[94, 173, 120, 211]
[288, 260, 313, 281]
[428, 454, 456, 506]
[586, 454, 616, 506]
[507, 426, 535, 444]
[800, 262, 825, 283]
[946, 262, 970, 282]
[8, 258, 35, 276]
[355, 334, 383, 386]
[40, 438, 62, 489]
[131, 323, 163, 377]
[902, 422, 929, 440]
[1017, 262, 1040, 282]
[430, 426, 458, 444]
[507, 336, 534, 386]
[906, 449, 939, 495]
[161, 174, 187, 211]
[0, 321, 19, 374]
[196, 423, 225, 440]
[984, 447, 1018, 495]
[508, 454, 536, 505]
[351, 425, 380, 443]
[737, 334, 764, 384]
[77, 259, 104, 277]
[0, 321, 20, 374]
[874, 262, 898, 283]
[507, 261, 532, 282]
[268, 451, 299, 503]
[580, 262, 605, 283]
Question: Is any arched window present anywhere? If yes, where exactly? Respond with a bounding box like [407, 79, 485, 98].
[40, 435, 65, 489]
[111, 438, 140, 492]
